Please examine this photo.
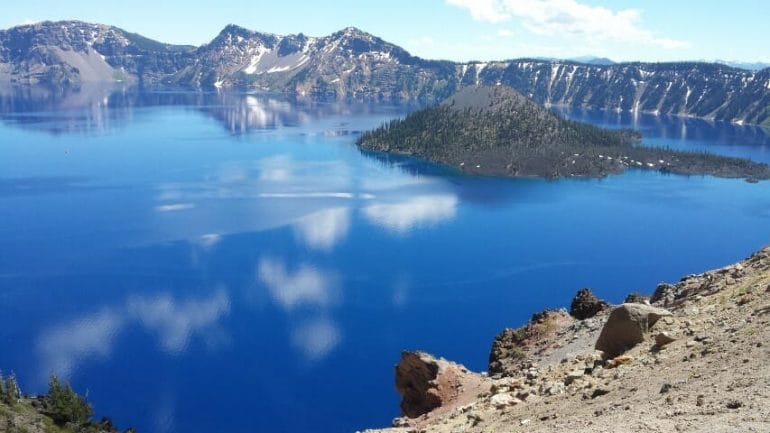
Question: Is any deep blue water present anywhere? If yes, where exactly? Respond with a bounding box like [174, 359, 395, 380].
[1, 86, 769, 433]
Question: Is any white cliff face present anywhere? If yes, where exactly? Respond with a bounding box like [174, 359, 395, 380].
[459, 59, 770, 124]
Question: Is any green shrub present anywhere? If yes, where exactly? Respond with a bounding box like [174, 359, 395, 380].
[0, 371, 21, 405]
[45, 374, 93, 426]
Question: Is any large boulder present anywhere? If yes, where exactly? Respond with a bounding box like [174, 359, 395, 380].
[569, 288, 608, 320]
[595, 303, 672, 357]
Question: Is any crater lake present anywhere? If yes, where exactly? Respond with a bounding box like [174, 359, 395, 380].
[1, 86, 769, 433]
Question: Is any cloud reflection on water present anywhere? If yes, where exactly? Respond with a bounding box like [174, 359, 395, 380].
[258, 258, 338, 311]
[150, 153, 460, 254]
[290, 318, 342, 361]
[293, 207, 351, 251]
[37, 309, 125, 378]
[36, 290, 231, 381]
[362, 195, 459, 234]
[127, 289, 231, 353]
[257, 257, 343, 361]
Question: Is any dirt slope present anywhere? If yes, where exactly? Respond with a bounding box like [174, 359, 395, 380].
[365, 246, 770, 433]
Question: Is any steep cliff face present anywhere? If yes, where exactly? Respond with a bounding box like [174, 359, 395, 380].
[473, 60, 770, 126]
[1, 21, 769, 125]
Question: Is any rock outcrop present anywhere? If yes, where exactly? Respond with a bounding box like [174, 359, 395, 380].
[594, 303, 672, 357]
[569, 288, 608, 320]
[395, 352, 443, 418]
[395, 351, 488, 419]
[489, 310, 572, 377]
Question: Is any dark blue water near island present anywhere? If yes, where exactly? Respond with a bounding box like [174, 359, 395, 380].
[1, 86, 769, 433]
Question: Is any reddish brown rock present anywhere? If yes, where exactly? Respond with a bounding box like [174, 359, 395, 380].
[394, 351, 472, 418]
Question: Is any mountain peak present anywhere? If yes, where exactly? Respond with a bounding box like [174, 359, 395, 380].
[218, 24, 254, 37]
[332, 26, 373, 40]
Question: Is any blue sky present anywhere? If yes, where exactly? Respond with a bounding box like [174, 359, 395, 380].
[2, 0, 768, 63]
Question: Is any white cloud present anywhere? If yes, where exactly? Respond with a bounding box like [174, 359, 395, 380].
[447, 0, 511, 22]
[497, 29, 515, 38]
[447, 0, 690, 49]
[362, 194, 458, 234]
[293, 207, 350, 250]
[258, 257, 337, 310]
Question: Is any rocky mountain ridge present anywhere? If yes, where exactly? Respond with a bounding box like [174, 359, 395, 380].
[1, 21, 769, 126]
[0, 21, 194, 85]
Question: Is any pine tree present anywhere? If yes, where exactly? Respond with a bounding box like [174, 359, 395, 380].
[0, 371, 21, 405]
[4, 373, 20, 404]
[46, 373, 93, 425]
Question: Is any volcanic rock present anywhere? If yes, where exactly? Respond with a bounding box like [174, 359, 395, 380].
[595, 304, 672, 357]
[570, 288, 609, 320]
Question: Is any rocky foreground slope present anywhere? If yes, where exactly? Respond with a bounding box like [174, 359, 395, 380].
[1, 21, 770, 126]
[365, 246, 770, 433]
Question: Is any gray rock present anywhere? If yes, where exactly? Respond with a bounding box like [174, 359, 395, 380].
[654, 332, 677, 348]
[541, 381, 566, 396]
[624, 292, 648, 304]
[564, 369, 585, 385]
[595, 303, 672, 357]
[391, 417, 410, 427]
[651, 283, 676, 306]
[570, 288, 608, 320]
[490, 392, 519, 408]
